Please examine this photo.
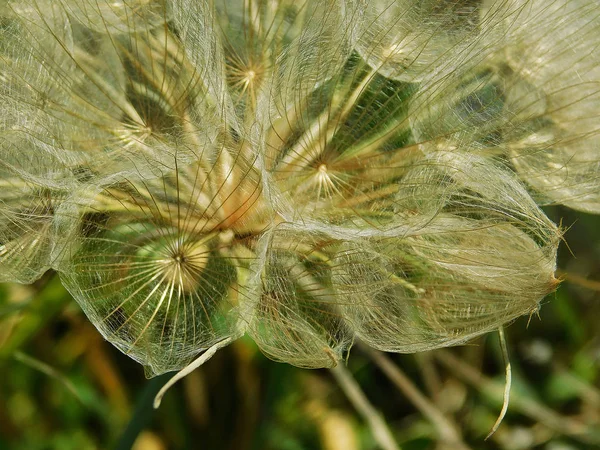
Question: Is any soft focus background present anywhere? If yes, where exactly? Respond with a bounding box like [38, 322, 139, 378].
[0, 206, 599, 450]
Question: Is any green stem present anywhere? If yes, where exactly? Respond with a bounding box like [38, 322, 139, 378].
[115, 372, 174, 450]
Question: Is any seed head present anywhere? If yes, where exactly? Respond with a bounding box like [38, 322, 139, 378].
[1, 0, 596, 377]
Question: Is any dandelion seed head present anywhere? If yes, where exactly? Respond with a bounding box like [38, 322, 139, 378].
[2, 0, 596, 376]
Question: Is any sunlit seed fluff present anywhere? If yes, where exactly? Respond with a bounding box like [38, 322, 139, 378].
[2, 0, 591, 377]
[492, 0, 600, 213]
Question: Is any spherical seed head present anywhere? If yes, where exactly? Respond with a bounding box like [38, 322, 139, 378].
[4, 0, 593, 376]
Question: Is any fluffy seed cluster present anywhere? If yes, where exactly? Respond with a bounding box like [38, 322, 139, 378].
[1, 0, 595, 376]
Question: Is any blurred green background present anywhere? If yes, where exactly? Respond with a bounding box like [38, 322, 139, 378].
[1, 206, 599, 450]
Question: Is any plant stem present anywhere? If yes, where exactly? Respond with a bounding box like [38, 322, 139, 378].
[330, 363, 401, 450]
[435, 349, 600, 445]
[362, 346, 472, 450]
[115, 372, 174, 450]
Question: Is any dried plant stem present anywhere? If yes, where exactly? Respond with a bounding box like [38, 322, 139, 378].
[362, 346, 471, 450]
[414, 352, 443, 400]
[435, 350, 600, 445]
[556, 269, 600, 292]
[153, 336, 235, 408]
[485, 327, 511, 440]
[330, 364, 401, 450]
